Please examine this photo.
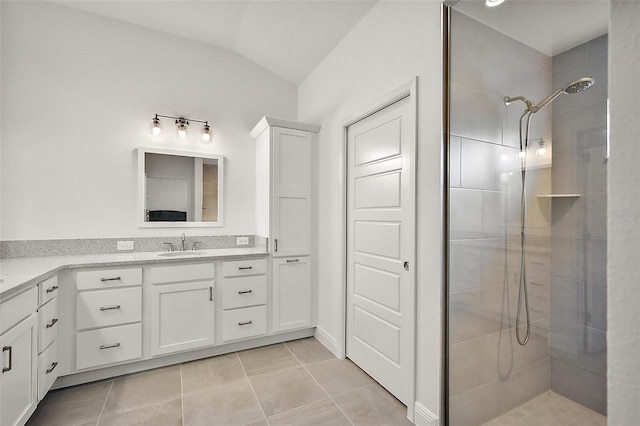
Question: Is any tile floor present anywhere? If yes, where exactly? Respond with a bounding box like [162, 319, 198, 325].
[481, 390, 607, 426]
[27, 338, 412, 426]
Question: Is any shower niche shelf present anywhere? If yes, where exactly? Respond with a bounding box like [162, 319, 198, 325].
[537, 194, 581, 198]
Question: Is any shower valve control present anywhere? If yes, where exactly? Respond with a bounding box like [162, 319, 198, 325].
[404, 261, 410, 271]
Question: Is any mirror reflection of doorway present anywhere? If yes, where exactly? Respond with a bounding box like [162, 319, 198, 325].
[202, 162, 219, 222]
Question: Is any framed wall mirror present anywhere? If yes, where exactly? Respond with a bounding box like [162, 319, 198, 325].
[137, 147, 224, 227]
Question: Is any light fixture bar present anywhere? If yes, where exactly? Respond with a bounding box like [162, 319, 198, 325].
[155, 113, 209, 125]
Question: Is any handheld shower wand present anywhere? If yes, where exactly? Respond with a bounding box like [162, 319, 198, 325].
[504, 77, 594, 346]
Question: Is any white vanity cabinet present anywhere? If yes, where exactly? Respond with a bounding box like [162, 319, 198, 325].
[74, 267, 143, 371]
[251, 117, 318, 333]
[148, 263, 215, 356]
[37, 275, 60, 401]
[0, 287, 38, 426]
[220, 259, 268, 342]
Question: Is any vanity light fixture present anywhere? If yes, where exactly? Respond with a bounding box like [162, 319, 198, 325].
[151, 113, 213, 143]
[151, 115, 162, 137]
[536, 139, 547, 156]
[176, 117, 189, 141]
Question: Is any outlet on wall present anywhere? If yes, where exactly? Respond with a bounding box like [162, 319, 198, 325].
[117, 241, 135, 251]
[236, 237, 249, 246]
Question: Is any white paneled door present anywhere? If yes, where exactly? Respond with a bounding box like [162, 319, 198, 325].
[346, 94, 415, 405]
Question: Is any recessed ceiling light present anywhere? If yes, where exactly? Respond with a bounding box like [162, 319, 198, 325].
[486, 0, 506, 7]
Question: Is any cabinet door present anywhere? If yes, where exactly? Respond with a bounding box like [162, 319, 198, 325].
[272, 127, 312, 257]
[272, 257, 312, 332]
[0, 314, 38, 426]
[149, 282, 215, 356]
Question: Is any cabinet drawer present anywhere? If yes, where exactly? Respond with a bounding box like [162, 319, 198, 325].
[0, 286, 37, 335]
[76, 267, 142, 291]
[76, 287, 142, 330]
[221, 305, 267, 342]
[221, 275, 267, 310]
[38, 340, 58, 401]
[38, 297, 58, 354]
[76, 323, 142, 370]
[148, 263, 215, 284]
[38, 275, 59, 306]
[222, 259, 267, 277]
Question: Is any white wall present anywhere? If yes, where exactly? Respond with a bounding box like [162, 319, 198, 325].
[0, 1, 297, 240]
[298, 1, 443, 421]
[608, 1, 640, 423]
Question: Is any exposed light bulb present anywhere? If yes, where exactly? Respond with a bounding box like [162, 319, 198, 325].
[486, 0, 505, 7]
[176, 118, 189, 141]
[202, 123, 212, 143]
[536, 139, 546, 156]
[151, 116, 162, 137]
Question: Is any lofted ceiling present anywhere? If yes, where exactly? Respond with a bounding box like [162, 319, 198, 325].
[51, 0, 609, 86]
[52, 0, 378, 85]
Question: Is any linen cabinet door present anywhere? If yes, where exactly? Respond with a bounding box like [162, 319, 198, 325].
[271, 257, 312, 332]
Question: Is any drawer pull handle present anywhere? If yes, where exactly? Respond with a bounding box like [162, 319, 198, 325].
[46, 285, 59, 293]
[286, 259, 299, 263]
[238, 290, 253, 295]
[99, 305, 121, 311]
[46, 318, 59, 328]
[238, 321, 253, 326]
[100, 277, 122, 282]
[46, 362, 59, 374]
[100, 343, 121, 350]
[209, 287, 213, 302]
[238, 266, 253, 270]
[2, 346, 12, 373]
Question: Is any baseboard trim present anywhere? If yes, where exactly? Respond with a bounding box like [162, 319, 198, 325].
[414, 402, 440, 426]
[53, 328, 314, 389]
[314, 326, 341, 358]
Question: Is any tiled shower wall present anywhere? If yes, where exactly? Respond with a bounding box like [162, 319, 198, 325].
[449, 12, 553, 425]
[549, 35, 608, 415]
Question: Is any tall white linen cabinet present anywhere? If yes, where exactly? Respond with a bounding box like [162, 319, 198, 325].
[251, 117, 319, 334]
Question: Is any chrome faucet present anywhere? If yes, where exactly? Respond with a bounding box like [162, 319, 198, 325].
[181, 233, 186, 251]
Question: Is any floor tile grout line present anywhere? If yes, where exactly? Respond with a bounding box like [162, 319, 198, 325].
[180, 363, 185, 426]
[236, 351, 269, 424]
[283, 342, 356, 426]
[95, 378, 115, 425]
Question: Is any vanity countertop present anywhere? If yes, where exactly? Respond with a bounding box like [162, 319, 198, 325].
[0, 247, 268, 301]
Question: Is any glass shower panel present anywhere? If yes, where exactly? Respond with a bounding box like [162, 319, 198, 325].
[447, 4, 607, 425]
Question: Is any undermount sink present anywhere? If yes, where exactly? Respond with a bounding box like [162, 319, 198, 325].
[157, 251, 207, 257]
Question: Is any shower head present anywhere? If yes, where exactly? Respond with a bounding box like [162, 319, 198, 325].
[563, 77, 595, 94]
[504, 77, 595, 113]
